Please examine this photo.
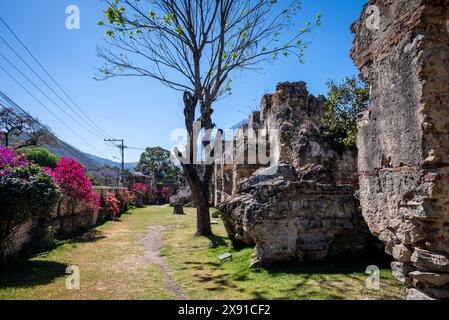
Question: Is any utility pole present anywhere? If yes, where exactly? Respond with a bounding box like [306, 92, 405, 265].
[105, 139, 126, 186]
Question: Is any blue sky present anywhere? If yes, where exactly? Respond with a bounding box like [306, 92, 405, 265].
[0, 0, 367, 162]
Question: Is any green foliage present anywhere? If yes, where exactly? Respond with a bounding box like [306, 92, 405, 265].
[86, 172, 98, 186]
[0, 164, 60, 223]
[21, 147, 60, 169]
[136, 147, 181, 184]
[320, 76, 370, 148]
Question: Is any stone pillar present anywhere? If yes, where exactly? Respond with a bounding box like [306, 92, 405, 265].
[221, 164, 234, 201]
[232, 112, 266, 195]
[214, 162, 223, 205]
[351, 0, 449, 300]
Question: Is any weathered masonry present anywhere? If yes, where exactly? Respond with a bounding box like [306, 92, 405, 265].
[5, 187, 129, 260]
[217, 82, 376, 267]
[351, 0, 449, 300]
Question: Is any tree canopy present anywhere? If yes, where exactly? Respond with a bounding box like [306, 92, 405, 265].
[136, 146, 181, 184]
[97, 0, 320, 101]
[320, 76, 370, 148]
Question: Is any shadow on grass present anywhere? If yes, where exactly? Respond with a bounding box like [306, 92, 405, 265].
[70, 230, 106, 244]
[205, 234, 229, 248]
[188, 249, 400, 300]
[0, 260, 68, 289]
[262, 251, 394, 276]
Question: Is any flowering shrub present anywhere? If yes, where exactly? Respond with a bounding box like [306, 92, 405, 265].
[0, 146, 28, 171]
[117, 189, 136, 212]
[161, 186, 173, 202]
[0, 147, 59, 262]
[125, 189, 136, 207]
[100, 191, 120, 219]
[48, 157, 99, 209]
[161, 186, 172, 196]
[0, 164, 60, 220]
[116, 191, 129, 213]
[134, 182, 149, 194]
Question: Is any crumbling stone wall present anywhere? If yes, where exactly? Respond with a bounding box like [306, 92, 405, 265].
[232, 112, 266, 195]
[351, 0, 449, 299]
[5, 187, 129, 259]
[219, 82, 376, 267]
[213, 152, 234, 205]
[261, 82, 359, 188]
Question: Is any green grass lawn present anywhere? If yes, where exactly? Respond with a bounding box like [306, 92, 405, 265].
[0, 205, 405, 300]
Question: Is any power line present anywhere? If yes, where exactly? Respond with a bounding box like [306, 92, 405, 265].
[104, 139, 125, 185]
[126, 146, 146, 151]
[0, 51, 105, 139]
[0, 95, 88, 161]
[0, 15, 113, 139]
[0, 66, 103, 155]
[0, 35, 106, 139]
[0, 94, 87, 161]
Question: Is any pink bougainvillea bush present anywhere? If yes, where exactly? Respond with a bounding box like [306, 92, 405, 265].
[0, 146, 28, 172]
[100, 191, 120, 220]
[116, 189, 134, 213]
[47, 157, 99, 209]
[0, 146, 59, 261]
[134, 182, 149, 194]
[124, 189, 136, 207]
[161, 186, 172, 201]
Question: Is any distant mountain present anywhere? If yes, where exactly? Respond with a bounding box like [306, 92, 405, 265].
[44, 139, 137, 170]
[1, 105, 137, 170]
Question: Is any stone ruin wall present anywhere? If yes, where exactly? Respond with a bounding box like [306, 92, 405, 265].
[351, 0, 449, 299]
[213, 82, 360, 205]
[215, 82, 377, 267]
[5, 187, 128, 259]
[261, 83, 359, 188]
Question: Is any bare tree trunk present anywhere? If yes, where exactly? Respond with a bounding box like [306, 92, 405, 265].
[196, 198, 211, 235]
[195, 163, 215, 236]
[180, 91, 213, 236]
[4, 132, 9, 147]
[183, 163, 212, 236]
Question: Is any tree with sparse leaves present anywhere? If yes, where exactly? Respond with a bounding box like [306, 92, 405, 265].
[320, 76, 370, 148]
[0, 108, 53, 150]
[97, 0, 320, 236]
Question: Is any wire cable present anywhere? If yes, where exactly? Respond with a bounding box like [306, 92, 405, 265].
[0, 15, 113, 139]
[0, 51, 105, 139]
[0, 35, 107, 138]
[0, 66, 103, 155]
[0, 99, 87, 160]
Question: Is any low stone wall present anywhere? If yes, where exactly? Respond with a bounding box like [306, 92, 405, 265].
[4, 187, 129, 259]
